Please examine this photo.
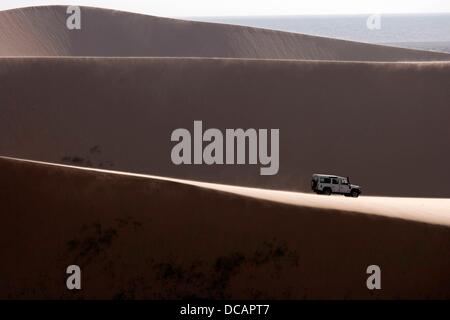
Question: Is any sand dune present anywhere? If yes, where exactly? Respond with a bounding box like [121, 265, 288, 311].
[1, 156, 449, 299]
[1, 6, 450, 61]
[384, 41, 450, 55]
[1, 57, 449, 197]
[2, 4, 449, 301]
[4, 156, 450, 227]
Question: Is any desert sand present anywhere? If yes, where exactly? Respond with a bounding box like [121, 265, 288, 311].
[0, 57, 450, 197]
[1, 6, 449, 300]
[1, 156, 450, 299]
[1, 6, 450, 61]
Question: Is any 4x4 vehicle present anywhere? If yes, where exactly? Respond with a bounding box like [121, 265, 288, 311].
[311, 174, 361, 197]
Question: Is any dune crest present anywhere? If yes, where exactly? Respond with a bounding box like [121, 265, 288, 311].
[1, 6, 450, 61]
[3, 156, 450, 227]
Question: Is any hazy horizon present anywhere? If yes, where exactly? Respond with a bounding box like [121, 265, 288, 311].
[1, 0, 450, 17]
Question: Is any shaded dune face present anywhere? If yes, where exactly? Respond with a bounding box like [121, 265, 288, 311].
[1, 58, 449, 197]
[1, 157, 450, 299]
[1, 6, 450, 61]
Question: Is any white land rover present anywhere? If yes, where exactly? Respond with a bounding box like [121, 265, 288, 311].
[311, 174, 361, 197]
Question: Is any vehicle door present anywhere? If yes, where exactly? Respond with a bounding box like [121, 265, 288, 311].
[339, 178, 351, 194]
[331, 177, 340, 193]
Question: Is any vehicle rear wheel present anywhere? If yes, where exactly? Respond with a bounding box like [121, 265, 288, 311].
[323, 188, 332, 196]
[351, 189, 359, 198]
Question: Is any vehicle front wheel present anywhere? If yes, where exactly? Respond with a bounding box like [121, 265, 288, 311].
[351, 190, 360, 198]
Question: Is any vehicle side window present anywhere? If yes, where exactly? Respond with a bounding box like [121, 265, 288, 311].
[341, 178, 347, 184]
[332, 178, 339, 184]
[323, 178, 331, 184]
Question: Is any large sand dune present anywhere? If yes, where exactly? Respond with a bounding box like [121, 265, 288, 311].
[1, 156, 450, 299]
[1, 57, 449, 197]
[2, 4, 449, 301]
[1, 6, 450, 61]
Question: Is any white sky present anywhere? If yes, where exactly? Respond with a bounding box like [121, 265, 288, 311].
[1, 0, 449, 17]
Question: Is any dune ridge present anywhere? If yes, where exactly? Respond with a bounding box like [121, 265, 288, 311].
[3, 156, 450, 228]
[1, 6, 450, 61]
